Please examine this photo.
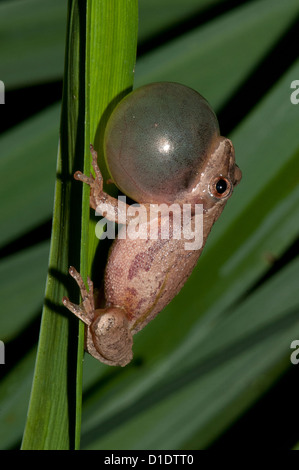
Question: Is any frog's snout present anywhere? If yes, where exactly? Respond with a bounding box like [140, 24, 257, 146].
[233, 164, 242, 186]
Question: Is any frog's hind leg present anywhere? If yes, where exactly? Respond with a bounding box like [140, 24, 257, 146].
[62, 266, 94, 326]
[63, 266, 133, 367]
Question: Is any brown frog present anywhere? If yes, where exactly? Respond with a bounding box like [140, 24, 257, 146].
[62, 82, 242, 367]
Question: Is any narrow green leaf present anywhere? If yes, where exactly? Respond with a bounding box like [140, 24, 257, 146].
[0, 349, 36, 450]
[0, 242, 49, 341]
[0, 104, 59, 248]
[0, 0, 67, 89]
[138, 0, 224, 43]
[21, 0, 86, 449]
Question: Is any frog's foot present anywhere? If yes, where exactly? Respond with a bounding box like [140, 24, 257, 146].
[88, 307, 133, 367]
[62, 266, 94, 326]
[73, 145, 104, 210]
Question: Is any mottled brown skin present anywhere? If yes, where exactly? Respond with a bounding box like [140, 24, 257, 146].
[63, 140, 241, 367]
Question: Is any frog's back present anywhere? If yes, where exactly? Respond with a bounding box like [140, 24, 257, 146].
[104, 235, 200, 334]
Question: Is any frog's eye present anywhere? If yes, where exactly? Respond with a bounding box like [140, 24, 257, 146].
[209, 176, 232, 198]
[104, 82, 220, 204]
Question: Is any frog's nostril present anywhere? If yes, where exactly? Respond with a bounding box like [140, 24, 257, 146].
[234, 165, 242, 185]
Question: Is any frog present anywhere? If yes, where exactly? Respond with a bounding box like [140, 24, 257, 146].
[62, 82, 242, 367]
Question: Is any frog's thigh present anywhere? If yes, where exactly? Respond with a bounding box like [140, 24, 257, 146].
[85, 306, 133, 367]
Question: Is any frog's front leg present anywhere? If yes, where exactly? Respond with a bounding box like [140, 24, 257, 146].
[74, 144, 137, 224]
[63, 266, 133, 367]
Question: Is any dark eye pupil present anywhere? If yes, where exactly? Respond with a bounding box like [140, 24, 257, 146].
[216, 179, 227, 194]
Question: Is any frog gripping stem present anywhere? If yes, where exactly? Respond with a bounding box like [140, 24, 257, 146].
[62, 266, 94, 326]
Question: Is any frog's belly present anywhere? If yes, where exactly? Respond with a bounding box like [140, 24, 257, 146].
[104, 236, 200, 334]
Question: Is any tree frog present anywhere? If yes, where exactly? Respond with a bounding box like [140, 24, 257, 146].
[63, 82, 242, 366]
